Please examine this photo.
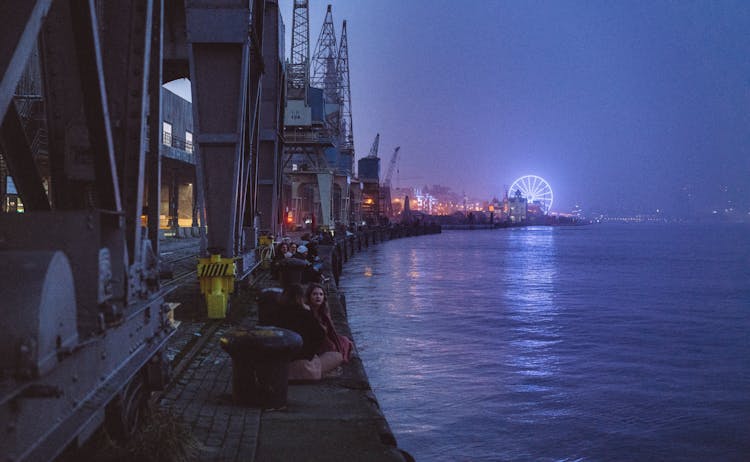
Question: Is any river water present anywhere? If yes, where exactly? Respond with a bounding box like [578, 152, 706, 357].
[339, 223, 750, 461]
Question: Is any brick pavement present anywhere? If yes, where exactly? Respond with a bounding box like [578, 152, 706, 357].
[160, 324, 260, 461]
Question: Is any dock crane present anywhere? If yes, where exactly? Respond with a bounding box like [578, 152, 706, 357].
[379, 146, 401, 219]
[366, 133, 380, 159]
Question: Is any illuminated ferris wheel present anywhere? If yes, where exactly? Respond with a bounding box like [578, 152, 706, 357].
[508, 175, 554, 214]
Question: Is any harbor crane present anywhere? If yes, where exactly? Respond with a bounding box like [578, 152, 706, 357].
[366, 133, 380, 158]
[379, 146, 401, 219]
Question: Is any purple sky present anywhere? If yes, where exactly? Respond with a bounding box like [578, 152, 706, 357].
[170, 1, 750, 215]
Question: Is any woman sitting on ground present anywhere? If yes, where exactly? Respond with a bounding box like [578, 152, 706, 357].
[275, 283, 322, 364]
[273, 284, 341, 380]
[305, 283, 354, 369]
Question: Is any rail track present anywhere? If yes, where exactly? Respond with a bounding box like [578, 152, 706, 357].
[153, 242, 265, 401]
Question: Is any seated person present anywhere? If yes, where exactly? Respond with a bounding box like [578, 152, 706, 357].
[269, 284, 337, 380]
[276, 242, 292, 259]
[305, 283, 354, 373]
[293, 245, 324, 283]
[304, 240, 320, 260]
[293, 244, 309, 261]
[270, 242, 292, 279]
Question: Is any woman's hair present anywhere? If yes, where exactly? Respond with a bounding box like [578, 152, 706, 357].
[305, 283, 328, 314]
[280, 283, 306, 308]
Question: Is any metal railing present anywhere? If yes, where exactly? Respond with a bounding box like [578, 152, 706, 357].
[284, 128, 333, 144]
[163, 131, 193, 153]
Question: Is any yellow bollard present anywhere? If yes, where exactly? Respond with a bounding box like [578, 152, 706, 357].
[197, 254, 236, 319]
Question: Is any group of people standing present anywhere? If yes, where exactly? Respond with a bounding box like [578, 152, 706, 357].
[271, 282, 354, 381]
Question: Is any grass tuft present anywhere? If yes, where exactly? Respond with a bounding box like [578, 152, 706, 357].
[92, 408, 201, 462]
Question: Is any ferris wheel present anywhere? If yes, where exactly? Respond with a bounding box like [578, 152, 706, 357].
[508, 175, 554, 214]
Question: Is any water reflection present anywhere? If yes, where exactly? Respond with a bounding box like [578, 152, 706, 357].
[407, 248, 422, 302]
[344, 230, 568, 460]
[501, 228, 561, 385]
[343, 225, 750, 461]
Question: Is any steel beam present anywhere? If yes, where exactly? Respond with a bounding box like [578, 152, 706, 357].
[42, 0, 127, 303]
[239, 0, 264, 254]
[99, 0, 154, 272]
[238, 0, 265, 251]
[147, 0, 165, 255]
[186, 0, 256, 257]
[256, 0, 285, 236]
[0, 102, 50, 211]
[42, 1, 90, 211]
[68, 0, 123, 213]
[163, 0, 189, 82]
[0, 0, 52, 121]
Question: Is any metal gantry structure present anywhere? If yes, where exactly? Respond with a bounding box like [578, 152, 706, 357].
[0, 0, 286, 459]
[282, 1, 359, 230]
[310, 5, 338, 109]
[288, 0, 310, 98]
[336, 20, 354, 173]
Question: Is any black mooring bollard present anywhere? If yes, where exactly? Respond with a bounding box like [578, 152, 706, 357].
[257, 287, 283, 325]
[220, 325, 302, 408]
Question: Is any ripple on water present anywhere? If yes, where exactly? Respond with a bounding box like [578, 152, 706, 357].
[342, 225, 750, 461]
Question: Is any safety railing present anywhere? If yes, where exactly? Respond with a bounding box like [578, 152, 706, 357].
[162, 132, 193, 153]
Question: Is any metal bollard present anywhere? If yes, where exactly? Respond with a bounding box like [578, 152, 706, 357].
[220, 326, 302, 408]
[257, 287, 283, 325]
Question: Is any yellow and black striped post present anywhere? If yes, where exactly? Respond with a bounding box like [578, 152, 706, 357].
[197, 254, 236, 318]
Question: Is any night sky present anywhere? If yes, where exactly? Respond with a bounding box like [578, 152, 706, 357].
[172, 1, 750, 215]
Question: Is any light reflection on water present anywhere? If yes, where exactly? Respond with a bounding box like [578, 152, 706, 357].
[502, 229, 560, 384]
[341, 225, 750, 461]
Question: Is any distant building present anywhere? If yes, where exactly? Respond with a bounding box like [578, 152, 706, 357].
[508, 189, 527, 223]
[0, 50, 197, 233]
[357, 156, 380, 181]
[527, 202, 543, 219]
[160, 88, 198, 230]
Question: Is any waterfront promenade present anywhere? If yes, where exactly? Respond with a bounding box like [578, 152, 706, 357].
[152, 227, 437, 461]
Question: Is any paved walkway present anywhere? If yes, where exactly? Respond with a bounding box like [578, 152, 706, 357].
[158, 241, 409, 461]
[160, 323, 260, 461]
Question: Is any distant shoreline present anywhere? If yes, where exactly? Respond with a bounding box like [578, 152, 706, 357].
[441, 222, 588, 230]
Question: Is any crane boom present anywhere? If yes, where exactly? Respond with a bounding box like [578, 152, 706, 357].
[366, 133, 380, 158]
[382, 146, 401, 188]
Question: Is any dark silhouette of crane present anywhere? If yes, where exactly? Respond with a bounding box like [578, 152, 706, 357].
[379, 146, 401, 219]
[367, 133, 380, 159]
